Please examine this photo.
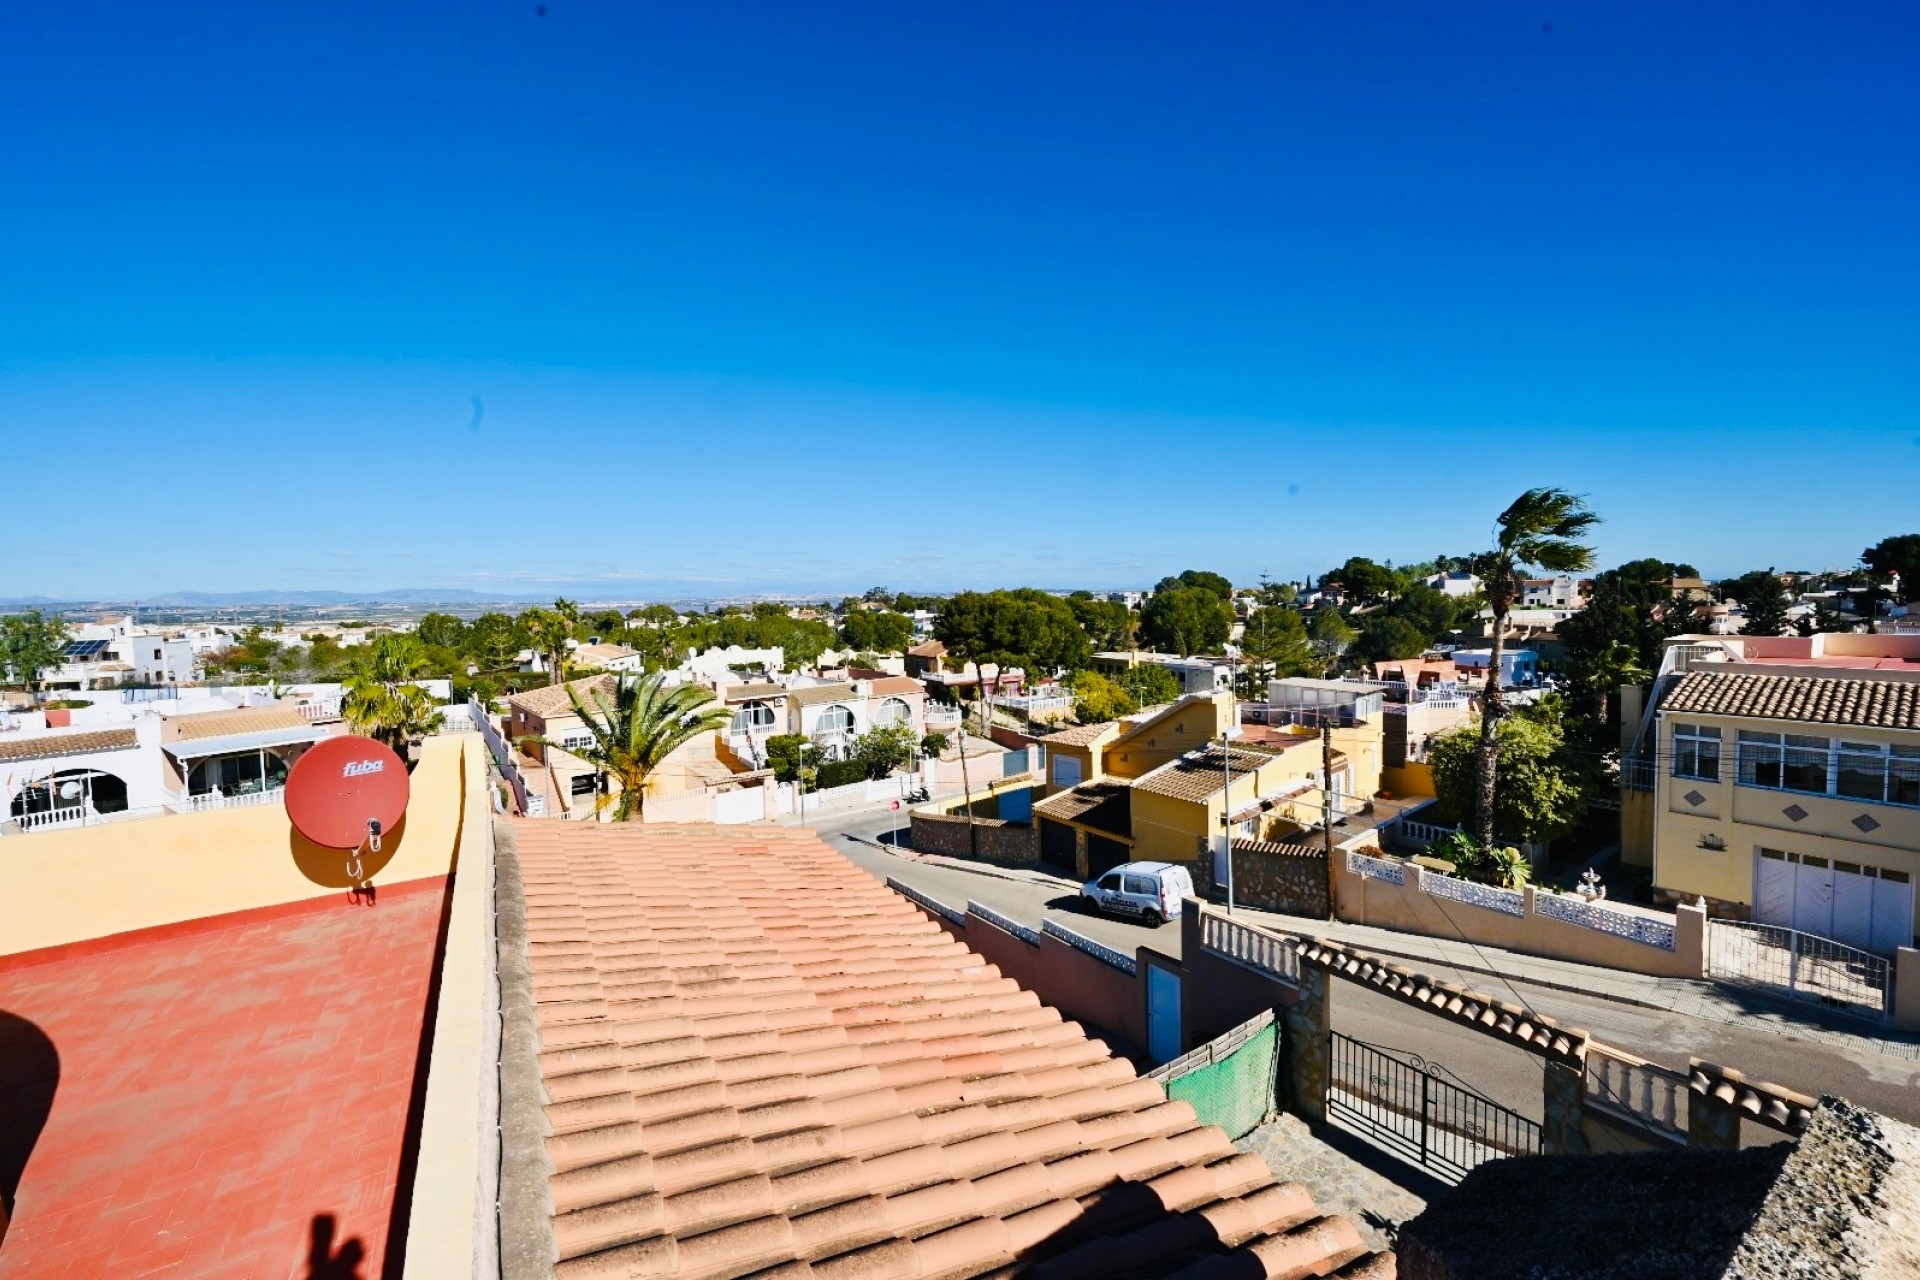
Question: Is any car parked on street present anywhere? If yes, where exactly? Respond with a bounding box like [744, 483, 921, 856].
[1078, 861, 1194, 927]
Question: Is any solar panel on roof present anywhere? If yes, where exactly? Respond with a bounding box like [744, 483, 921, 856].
[61, 639, 110, 658]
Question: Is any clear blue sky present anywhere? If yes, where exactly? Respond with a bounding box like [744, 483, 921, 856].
[3, 3, 1916, 600]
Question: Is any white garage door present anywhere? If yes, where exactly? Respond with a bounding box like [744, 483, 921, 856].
[1754, 849, 1914, 955]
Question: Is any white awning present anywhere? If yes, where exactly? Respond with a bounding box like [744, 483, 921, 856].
[163, 726, 328, 760]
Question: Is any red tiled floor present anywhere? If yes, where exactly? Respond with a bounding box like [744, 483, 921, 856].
[0, 879, 446, 1280]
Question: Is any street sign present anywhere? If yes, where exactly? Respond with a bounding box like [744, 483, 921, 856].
[890, 800, 900, 811]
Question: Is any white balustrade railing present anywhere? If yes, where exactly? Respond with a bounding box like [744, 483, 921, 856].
[1199, 910, 1300, 984]
[297, 699, 343, 721]
[1535, 891, 1676, 951]
[1585, 1045, 1688, 1139]
[186, 786, 285, 813]
[14, 806, 87, 832]
[1346, 849, 1406, 885]
[1423, 871, 1525, 918]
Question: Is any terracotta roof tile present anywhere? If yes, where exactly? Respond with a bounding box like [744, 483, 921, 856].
[0, 726, 138, 762]
[1041, 721, 1118, 747]
[1663, 669, 1920, 730]
[510, 675, 620, 720]
[865, 676, 926, 697]
[510, 819, 1389, 1279]
[1033, 781, 1132, 838]
[168, 704, 312, 740]
[1132, 745, 1280, 804]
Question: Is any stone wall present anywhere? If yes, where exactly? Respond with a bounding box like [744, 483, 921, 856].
[1225, 840, 1329, 919]
[908, 811, 1040, 867]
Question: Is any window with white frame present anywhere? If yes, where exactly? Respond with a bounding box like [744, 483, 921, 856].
[1671, 723, 1721, 781]
[732, 700, 777, 733]
[813, 704, 856, 738]
[875, 697, 912, 727]
[1736, 730, 1920, 807]
[559, 730, 594, 751]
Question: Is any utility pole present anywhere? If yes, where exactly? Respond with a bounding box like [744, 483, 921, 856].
[958, 723, 977, 858]
[1321, 711, 1337, 919]
[1220, 731, 1235, 915]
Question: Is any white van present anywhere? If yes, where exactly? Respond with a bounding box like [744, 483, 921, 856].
[1078, 861, 1195, 927]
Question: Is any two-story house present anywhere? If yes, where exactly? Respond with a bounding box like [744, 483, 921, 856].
[1648, 663, 1917, 954]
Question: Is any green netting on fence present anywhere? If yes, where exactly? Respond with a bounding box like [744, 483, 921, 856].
[1164, 1021, 1278, 1139]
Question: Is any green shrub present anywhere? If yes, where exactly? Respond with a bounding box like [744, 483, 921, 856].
[816, 758, 868, 789]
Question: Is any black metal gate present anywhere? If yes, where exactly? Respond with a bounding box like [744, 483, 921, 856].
[1327, 1032, 1541, 1183]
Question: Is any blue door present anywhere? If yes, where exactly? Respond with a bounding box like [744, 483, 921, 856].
[1147, 965, 1182, 1064]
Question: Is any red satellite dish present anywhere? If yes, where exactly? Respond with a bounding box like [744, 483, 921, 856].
[285, 735, 411, 850]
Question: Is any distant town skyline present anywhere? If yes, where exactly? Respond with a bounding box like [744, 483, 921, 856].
[4, 5, 1917, 598]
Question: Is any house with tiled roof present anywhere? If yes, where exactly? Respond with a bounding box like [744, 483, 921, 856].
[1632, 633, 1920, 954]
[500, 819, 1395, 1279]
[722, 677, 928, 767]
[507, 675, 769, 819]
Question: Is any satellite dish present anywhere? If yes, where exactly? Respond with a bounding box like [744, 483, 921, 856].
[58, 780, 82, 800]
[284, 735, 410, 851]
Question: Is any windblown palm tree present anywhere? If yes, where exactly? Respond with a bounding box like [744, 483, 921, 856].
[343, 633, 445, 757]
[535, 673, 731, 821]
[521, 606, 574, 684]
[1473, 489, 1600, 850]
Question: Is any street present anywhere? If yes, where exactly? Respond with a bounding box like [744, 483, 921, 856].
[800, 805, 1920, 1128]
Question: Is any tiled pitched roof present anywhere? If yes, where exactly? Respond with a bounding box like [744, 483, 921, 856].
[1033, 781, 1132, 838]
[724, 682, 788, 704]
[907, 640, 946, 658]
[510, 675, 618, 720]
[574, 643, 639, 664]
[787, 682, 859, 707]
[865, 676, 926, 697]
[0, 727, 138, 762]
[1663, 670, 1920, 730]
[170, 705, 310, 740]
[1132, 745, 1281, 804]
[1042, 721, 1118, 747]
[511, 822, 1387, 1280]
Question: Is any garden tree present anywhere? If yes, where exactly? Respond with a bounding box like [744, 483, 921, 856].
[414, 612, 468, 651]
[1068, 670, 1136, 723]
[1256, 580, 1298, 607]
[302, 635, 355, 679]
[1799, 598, 1853, 637]
[0, 611, 67, 696]
[863, 586, 895, 605]
[465, 612, 525, 670]
[627, 603, 680, 628]
[920, 731, 950, 757]
[585, 609, 627, 637]
[1429, 704, 1589, 847]
[1153, 569, 1233, 601]
[1353, 615, 1429, 663]
[342, 634, 445, 757]
[204, 627, 292, 679]
[1427, 831, 1533, 890]
[1116, 663, 1183, 708]
[1235, 606, 1315, 688]
[1863, 534, 1920, 601]
[533, 673, 731, 820]
[1138, 587, 1233, 656]
[1391, 584, 1464, 641]
[1329, 557, 1396, 603]
[1470, 488, 1600, 852]
[935, 589, 1093, 717]
[1720, 570, 1791, 638]
[554, 597, 583, 639]
[1309, 608, 1355, 663]
[763, 734, 818, 784]
[851, 723, 920, 779]
[838, 609, 914, 654]
[1069, 596, 1136, 650]
[519, 606, 574, 684]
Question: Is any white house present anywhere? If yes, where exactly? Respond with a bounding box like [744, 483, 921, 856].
[1425, 571, 1483, 598]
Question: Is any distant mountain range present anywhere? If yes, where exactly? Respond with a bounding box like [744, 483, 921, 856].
[0, 588, 550, 608]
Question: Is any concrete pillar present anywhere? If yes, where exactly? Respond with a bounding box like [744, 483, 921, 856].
[1540, 1056, 1590, 1156]
[1674, 899, 1708, 979]
[1893, 948, 1920, 1033]
[1281, 965, 1331, 1123]
[1687, 1092, 1743, 1151]
[1074, 828, 1090, 881]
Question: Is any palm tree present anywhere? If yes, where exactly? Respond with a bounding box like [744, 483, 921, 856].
[534, 673, 731, 821]
[343, 633, 445, 757]
[1472, 489, 1600, 850]
[522, 607, 573, 684]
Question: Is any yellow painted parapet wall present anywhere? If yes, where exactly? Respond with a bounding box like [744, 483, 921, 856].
[0, 734, 484, 958]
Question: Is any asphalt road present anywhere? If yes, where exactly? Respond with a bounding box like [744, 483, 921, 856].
[801, 805, 1920, 1129]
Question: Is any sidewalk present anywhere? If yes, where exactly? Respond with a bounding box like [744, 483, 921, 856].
[881, 846, 1920, 1063]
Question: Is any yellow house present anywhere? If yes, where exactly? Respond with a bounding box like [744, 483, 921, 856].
[1038, 692, 1235, 794]
[1649, 666, 1918, 954]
